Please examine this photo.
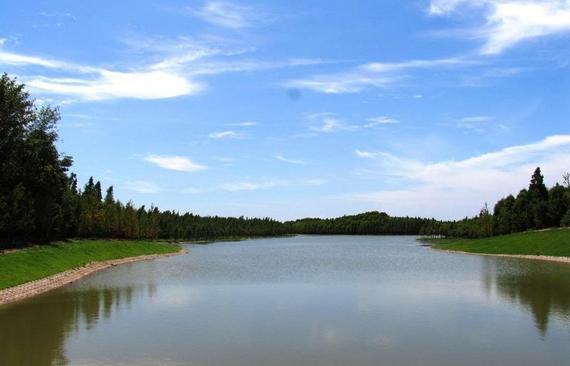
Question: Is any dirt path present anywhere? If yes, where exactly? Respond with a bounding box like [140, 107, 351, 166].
[0, 248, 187, 306]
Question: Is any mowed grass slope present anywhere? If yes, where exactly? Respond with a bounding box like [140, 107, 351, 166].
[0, 240, 181, 290]
[431, 228, 570, 257]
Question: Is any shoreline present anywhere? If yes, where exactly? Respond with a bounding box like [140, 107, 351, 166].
[430, 246, 570, 264]
[0, 248, 187, 306]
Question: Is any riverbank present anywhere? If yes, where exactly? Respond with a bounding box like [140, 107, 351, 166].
[0, 240, 184, 305]
[424, 228, 570, 264]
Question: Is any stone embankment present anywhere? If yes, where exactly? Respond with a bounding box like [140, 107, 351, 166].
[0, 249, 186, 306]
[432, 247, 570, 264]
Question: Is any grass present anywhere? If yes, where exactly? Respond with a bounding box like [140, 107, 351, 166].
[0, 240, 181, 290]
[427, 228, 570, 257]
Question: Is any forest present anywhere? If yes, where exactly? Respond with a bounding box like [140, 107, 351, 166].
[418, 168, 570, 238]
[1, 74, 569, 248]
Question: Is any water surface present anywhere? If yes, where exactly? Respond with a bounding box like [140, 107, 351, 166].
[1, 236, 569, 365]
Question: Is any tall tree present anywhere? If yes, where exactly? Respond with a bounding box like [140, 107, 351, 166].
[528, 167, 549, 228]
[0, 74, 72, 242]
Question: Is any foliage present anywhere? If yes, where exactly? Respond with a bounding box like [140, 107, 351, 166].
[421, 169, 570, 238]
[288, 211, 437, 235]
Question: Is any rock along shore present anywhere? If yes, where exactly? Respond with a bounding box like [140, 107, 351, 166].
[0, 248, 187, 306]
[431, 247, 570, 264]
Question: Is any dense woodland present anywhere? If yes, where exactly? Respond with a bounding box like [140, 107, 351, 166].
[1, 74, 569, 248]
[418, 168, 570, 238]
[289, 212, 439, 235]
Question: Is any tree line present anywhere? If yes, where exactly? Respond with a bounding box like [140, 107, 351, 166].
[0, 74, 288, 248]
[288, 211, 440, 235]
[288, 169, 570, 239]
[1, 74, 569, 248]
[418, 168, 570, 238]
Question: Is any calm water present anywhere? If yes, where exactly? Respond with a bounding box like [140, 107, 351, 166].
[1, 236, 569, 366]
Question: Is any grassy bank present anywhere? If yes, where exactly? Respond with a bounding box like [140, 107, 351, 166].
[427, 228, 570, 257]
[0, 240, 181, 290]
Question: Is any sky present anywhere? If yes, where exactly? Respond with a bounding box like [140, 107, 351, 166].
[1, 0, 569, 220]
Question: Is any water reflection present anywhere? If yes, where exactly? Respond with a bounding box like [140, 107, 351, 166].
[0, 285, 153, 366]
[483, 257, 570, 335]
[1, 237, 570, 366]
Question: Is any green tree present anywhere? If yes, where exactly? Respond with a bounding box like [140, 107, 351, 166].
[528, 167, 549, 228]
[547, 184, 569, 226]
[493, 195, 515, 235]
[0, 74, 72, 242]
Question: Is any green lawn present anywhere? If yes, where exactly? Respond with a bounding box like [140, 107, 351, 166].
[428, 228, 570, 257]
[0, 240, 181, 290]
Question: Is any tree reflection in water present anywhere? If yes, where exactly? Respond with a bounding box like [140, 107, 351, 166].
[482, 257, 570, 336]
[0, 285, 155, 366]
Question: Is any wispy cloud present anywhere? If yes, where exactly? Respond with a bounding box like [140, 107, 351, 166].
[354, 150, 379, 159]
[0, 39, 326, 102]
[307, 113, 357, 133]
[285, 58, 469, 94]
[364, 116, 400, 127]
[208, 130, 243, 139]
[458, 115, 491, 123]
[307, 113, 401, 134]
[190, 1, 255, 29]
[219, 181, 281, 191]
[27, 71, 202, 101]
[219, 178, 326, 191]
[344, 135, 570, 218]
[0, 42, 203, 101]
[275, 154, 308, 165]
[144, 154, 207, 172]
[429, 0, 570, 55]
[0, 48, 89, 70]
[123, 180, 161, 194]
[226, 121, 258, 127]
[438, 115, 497, 133]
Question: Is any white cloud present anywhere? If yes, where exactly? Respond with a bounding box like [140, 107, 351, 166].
[364, 116, 400, 127]
[218, 178, 327, 192]
[439, 115, 496, 133]
[344, 135, 570, 219]
[275, 154, 308, 165]
[430, 0, 570, 54]
[307, 113, 401, 134]
[0, 42, 203, 101]
[0, 48, 88, 70]
[355, 150, 379, 159]
[27, 70, 202, 101]
[226, 121, 258, 127]
[285, 58, 468, 94]
[0, 40, 325, 102]
[190, 1, 254, 29]
[307, 113, 357, 133]
[459, 115, 491, 123]
[219, 181, 282, 191]
[144, 154, 207, 172]
[123, 180, 161, 194]
[208, 130, 242, 139]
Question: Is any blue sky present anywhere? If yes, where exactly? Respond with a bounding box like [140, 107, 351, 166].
[1, 0, 569, 220]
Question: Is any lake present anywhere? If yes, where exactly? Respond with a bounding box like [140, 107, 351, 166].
[1, 235, 569, 365]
